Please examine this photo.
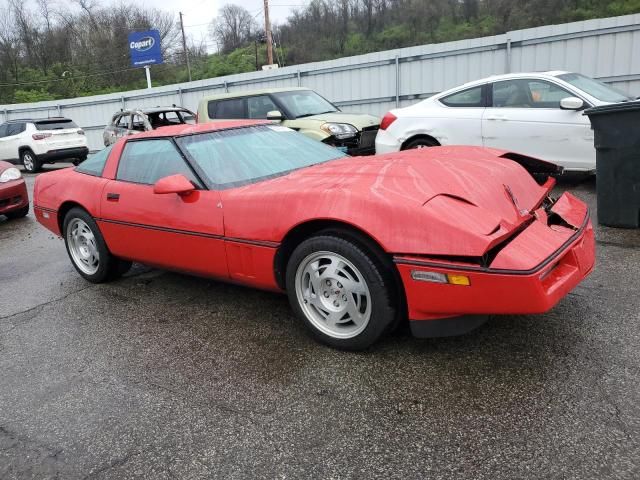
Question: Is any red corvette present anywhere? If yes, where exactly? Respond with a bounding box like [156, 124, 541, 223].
[33, 120, 594, 349]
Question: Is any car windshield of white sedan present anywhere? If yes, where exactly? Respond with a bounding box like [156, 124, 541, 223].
[557, 73, 632, 103]
[176, 125, 347, 189]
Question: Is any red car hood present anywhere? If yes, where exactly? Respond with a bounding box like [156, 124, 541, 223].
[223, 146, 556, 257]
[288, 146, 550, 234]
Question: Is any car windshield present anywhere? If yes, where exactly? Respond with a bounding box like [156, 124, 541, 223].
[176, 125, 347, 189]
[272, 90, 339, 119]
[557, 73, 632, 103]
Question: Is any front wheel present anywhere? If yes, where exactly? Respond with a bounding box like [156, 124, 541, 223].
[63, 207, 131, 283]
[286, 235, 397, 350]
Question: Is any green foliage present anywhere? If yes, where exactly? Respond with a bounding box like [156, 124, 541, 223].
[13, 89, 57, 103]
[1, 0, 639, 104]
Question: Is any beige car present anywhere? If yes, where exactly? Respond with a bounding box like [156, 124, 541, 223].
[197, 88, 380, 155]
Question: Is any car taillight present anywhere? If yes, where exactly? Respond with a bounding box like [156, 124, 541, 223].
[77, 129, 85, 135]
[380, 112, 397, 130]
[32, 133, 52, 140]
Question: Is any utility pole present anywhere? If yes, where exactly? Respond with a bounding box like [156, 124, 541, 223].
[263, 0, 274, 66]
[179, 12, 192, 82]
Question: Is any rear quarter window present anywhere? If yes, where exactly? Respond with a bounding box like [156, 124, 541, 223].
[7, 123, 25, 136]
[440, 86, 484, 107]
[76, 145, 113, 177]
[208, 98, 246, 119]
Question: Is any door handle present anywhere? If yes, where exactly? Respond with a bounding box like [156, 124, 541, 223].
[485, 114, 507, 121]
[106, 193, 120, 201]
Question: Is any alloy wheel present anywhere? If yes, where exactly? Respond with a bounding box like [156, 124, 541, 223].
[67, 218, 100, 275]
[295, 251, 372, 339]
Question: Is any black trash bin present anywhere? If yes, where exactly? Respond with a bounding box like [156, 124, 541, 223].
[584, 100, 640, 228]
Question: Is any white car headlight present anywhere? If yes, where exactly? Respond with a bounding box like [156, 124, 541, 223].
[321, 122, 358, 139]
[0, 167, 21, 183]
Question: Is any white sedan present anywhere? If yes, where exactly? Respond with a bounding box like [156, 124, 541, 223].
[375, 71, 634, 171]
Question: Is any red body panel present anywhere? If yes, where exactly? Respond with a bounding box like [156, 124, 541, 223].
[32, 121, 595, 326]
[220, 146, 551, 257]
[0, 179, 29, 216]
[397, 215, 595, 320]
[0, 161, 29, 216]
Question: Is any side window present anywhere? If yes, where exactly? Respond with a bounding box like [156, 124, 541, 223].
[492, 79, 573, 108]
[116, 139, 200, 186]
[247, 95, 278, 119]
[440, 86, 484, 107]
[7, 123, 25, 136]
[209, 98, 246, 119]
[76, 145, 113, 177]
[131, 114, 146, 132]
[528, 80, 572, 108]
[0, 124, 7, 138]
[115, 115, 129, 129]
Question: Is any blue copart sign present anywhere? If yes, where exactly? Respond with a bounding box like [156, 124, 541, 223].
[129, 30, 163, 67]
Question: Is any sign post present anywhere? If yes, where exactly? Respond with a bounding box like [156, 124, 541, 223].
[128, 30, 163, 89]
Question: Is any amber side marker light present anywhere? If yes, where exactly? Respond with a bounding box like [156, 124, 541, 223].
[411, 270, 471, 286]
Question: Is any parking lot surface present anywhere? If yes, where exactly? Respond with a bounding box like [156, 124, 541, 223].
[1, 166, 639, 479]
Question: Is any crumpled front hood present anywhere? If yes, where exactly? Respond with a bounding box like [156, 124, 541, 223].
[291, 146, 549, 230]
[223, 146, 554, 257]
[293, 112, 380, 130]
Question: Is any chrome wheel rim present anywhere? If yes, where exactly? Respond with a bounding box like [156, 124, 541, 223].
[67, 218, 100, 275]
[23, 153, 34, 171]
[295, 251, 372, 339]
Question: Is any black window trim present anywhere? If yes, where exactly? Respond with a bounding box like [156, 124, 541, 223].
[113, 137, 206, 189]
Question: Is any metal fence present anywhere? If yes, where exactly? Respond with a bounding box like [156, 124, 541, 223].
[2, 13, 640, 150]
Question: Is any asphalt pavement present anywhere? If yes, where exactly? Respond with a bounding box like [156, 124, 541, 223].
[1, 165, 639, 479]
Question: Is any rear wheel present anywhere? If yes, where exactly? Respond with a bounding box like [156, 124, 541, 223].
[63, 208, 131, 283]
[402, 137, 439, 150]
[21, 149, 41, 173]
[286, 235, 396, 350]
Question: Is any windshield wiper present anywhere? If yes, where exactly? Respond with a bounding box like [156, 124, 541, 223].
[295, 110, 338, 119]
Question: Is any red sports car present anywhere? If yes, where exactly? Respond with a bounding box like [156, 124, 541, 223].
[0, 160, 29, 220]
[33, 121, 595, 349]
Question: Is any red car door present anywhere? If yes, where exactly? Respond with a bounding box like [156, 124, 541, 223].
[97, 138, 228, 279]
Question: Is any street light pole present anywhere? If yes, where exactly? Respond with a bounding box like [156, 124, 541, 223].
[179, 12, 192, 82]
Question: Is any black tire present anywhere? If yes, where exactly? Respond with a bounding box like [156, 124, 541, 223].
[286, 235, 397, 350]
[21, 149, 41, 173]
[63, 207, 131, 283]
[5, 204, 29, 219]
[402, 137, 439, 150]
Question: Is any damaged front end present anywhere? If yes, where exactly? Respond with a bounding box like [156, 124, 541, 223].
[394, 187, 595, 327]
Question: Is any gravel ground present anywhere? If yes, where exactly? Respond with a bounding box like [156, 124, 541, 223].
[1, 165, 639, 479]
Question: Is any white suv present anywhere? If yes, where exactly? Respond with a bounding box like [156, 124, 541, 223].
[0, 118, 89, 173]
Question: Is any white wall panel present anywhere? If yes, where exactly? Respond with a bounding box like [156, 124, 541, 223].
[2, 13, 639, 150]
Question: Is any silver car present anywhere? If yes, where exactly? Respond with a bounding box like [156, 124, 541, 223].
[103, 106, 196, 146]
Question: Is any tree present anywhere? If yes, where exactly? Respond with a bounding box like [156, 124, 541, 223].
[210, 5, 258, 54]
